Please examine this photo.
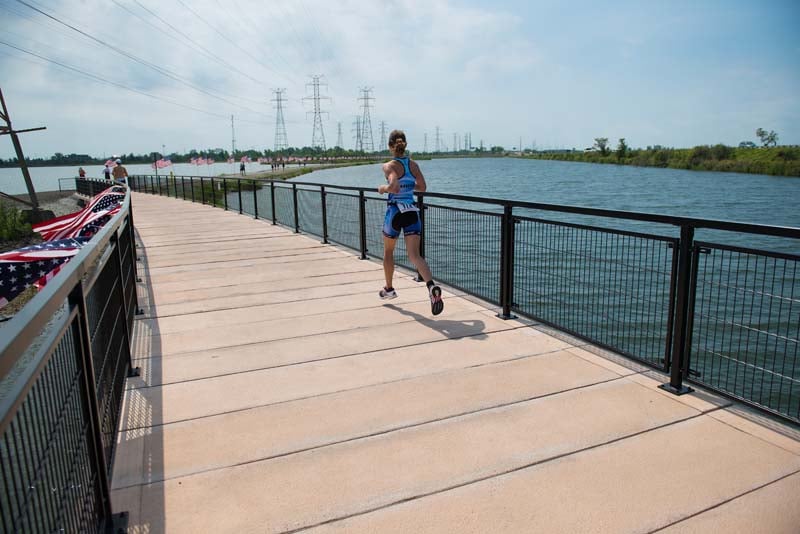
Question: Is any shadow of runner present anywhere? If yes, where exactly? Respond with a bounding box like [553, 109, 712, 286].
[383, 303, 489, 340]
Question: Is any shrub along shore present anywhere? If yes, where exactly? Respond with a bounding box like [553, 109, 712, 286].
[519, 145, 800, 177]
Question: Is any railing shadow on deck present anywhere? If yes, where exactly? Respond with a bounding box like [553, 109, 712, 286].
[113, 227, 166, 533]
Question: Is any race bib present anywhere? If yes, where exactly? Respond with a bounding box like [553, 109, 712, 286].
[396, 202, 419, 214]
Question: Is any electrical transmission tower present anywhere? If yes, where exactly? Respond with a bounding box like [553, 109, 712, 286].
[352, 116, 362, 151]
[435, 126, 441, 153]
[358, 87, 375, 152]
[272, 88, 289, 151]
[303, 76, 330, 149]
[453, 133, 457, 153]
[336, 121, 343, 148]
[423, 133, 428, 153]
[230, 115, 236, 157]
[378, 121, 387, 151]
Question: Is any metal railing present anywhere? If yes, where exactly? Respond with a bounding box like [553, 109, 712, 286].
[0, 181, 139, 532]
[129, 174, 800, 424]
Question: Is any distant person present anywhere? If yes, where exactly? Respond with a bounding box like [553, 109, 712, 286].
[377, 129, 443, 315]
[112, 158, 128, 184]
[240, 161, 246, 176]
[103, 164, 112, 180]
[78, 166, 86, 178]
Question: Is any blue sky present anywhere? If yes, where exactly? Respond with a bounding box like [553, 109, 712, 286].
[0, 0, 798, 159]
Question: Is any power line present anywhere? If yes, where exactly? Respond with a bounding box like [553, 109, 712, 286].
[0, 40, 249, 122]
[111, 0, 263, 94]
[115, 0, 266, 89]
[14, 0, 271, 117]
[224, 0, 303, 84]
[173, 0, 294, 86]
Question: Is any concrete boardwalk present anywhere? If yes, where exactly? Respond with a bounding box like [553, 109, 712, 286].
[112, 192, 800, 533]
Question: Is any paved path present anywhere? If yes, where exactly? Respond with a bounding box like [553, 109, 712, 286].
[112, 192, 800, 533]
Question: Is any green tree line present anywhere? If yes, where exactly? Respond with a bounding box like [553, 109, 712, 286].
[524, 136, 799, 177]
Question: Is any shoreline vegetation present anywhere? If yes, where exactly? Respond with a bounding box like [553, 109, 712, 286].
[3, 144, 798, 177]
[517, 145, 800, 177]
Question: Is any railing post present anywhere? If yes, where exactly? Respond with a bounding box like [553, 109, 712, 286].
[157, 175, 162, 196]
[660, 225, 695, 395]
[415, 194, 426, 282]
[497, 204, 517, 319]
[253, 181, 259, 219]
[210, 177, 216, 207]
[223, 178, 228, 210]
[237, 179, 243, 214]
[200, 177, 205, 205]
[128, 206, 143, 288]
[69, 282, 115, 528]
[358, 190, 367, 259]
[293, 183, 299, 232]
[270, 181, 276, 225]
[111, 229, 141, 378]
[320, 185, 328, 244]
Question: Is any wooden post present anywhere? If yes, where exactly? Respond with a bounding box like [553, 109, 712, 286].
[0, 88, 46, 212]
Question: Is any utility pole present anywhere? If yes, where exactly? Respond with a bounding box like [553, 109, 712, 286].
[336, 121, 343, 148]
[272, 88, 289, 151]
[358, 87, 375, 153]
[303, 76, 329, 150]
[230, 115, 236, 158]
[0, 88, 46, 212]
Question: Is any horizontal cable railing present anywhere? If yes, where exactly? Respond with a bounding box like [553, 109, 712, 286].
[0, 181, 138, 532]
[129, 174, 800, 424]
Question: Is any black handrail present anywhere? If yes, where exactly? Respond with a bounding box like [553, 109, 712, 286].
[128, 174, 800, 424]
[0, 182, 136, 532]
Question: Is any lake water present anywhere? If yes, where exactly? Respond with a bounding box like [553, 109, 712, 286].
[306, 157, 800, 253]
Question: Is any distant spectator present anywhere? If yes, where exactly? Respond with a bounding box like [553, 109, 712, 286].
[78, 166, 86, 178]
[240, 161, 246, 176]
[103, 164, 112, 180]
[112, 159, 128, 183]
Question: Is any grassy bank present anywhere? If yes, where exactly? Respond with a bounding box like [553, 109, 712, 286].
[521, 146, 800, 177]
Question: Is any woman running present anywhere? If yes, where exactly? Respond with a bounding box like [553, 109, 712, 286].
[377, 130, 444, 315]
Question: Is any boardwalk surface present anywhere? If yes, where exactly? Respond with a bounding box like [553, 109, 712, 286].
[112, 192, 800, 533]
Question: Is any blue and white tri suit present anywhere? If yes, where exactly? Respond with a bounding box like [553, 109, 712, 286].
[382, 156, 422, 239]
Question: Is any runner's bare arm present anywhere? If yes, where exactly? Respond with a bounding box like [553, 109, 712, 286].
[411, 160, 426, 192]
[378, 161, 403, 194]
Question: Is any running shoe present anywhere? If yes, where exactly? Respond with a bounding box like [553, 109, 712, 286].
[379, 287, 398, 299]
[429, 285, 444, 315]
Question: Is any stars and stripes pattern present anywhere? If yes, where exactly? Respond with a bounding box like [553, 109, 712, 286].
[33, 186, 125, 241]
[0, 185, 127, 309]
[0, 238, 89, 308]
